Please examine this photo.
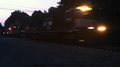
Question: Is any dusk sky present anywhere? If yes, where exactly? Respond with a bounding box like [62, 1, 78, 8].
[0, 0, 60, 26]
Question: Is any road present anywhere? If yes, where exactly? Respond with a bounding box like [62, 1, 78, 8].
[0, 36, 120, 67]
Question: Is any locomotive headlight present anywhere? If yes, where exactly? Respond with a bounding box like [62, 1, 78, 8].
[97, 26, 106, 31]
[87, 26, 95, 29]
[76, 6, 92, 11]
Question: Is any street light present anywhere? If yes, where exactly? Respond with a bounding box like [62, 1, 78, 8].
[76, 6, 92, 11]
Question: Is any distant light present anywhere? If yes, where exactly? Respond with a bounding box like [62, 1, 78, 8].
[8, 27, 12, 31]
[79, 40, 85, 42]
[18, 26, 20, 28]
[21, 30, 25, 32]
[76, 6, 92, 11]
[14, 26, 16, 28]
[87, 26, 95, 29]
[98, 26, 106, 31]
[3, 32, 5, 34]
[7, 32, 9, 34]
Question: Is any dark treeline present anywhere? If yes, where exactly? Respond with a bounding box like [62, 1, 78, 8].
[0, 23, 3, 30]
[5, 10, 31, 28]
[59, 0, 120, 21]
[4, 7, 58, 28]
[4, 0, 120, 28]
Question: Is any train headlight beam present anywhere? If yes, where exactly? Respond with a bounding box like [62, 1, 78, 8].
[98, 26, 106, 31]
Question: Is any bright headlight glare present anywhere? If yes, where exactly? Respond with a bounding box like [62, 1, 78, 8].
[87, 27, 95, 29]
[98, 26, 106, 31]
[76, 6, 92, 11]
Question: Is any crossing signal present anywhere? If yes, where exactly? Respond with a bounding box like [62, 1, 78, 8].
[8, 27, 12, 31]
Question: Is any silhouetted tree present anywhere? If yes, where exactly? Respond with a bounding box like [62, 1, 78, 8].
[58, 0, 91, 10]
[91, 0, 120, 19]
[90, 0, 120, 27]
[48, 7, 58, 16]
[31, 10, 43, 21]
[5, 10, 31, 28]
[31, 10, 50, 22]
[58, 0, 120, 23]
[0, 23, 4, 32]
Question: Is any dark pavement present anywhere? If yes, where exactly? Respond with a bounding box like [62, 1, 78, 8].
[0, 35, 120, 67]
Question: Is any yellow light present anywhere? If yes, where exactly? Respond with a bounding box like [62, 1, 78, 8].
[76, 6, 92, 11]
[14, 26, 16, 28]
[98, 26, 106, 31]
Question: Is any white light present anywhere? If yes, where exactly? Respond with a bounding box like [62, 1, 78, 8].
[87, 27, 95, 29]
[21, 30, 25, 32]
[79, 40, 85, 42]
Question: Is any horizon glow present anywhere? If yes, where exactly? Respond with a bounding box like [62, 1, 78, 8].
[0, 0, 60, 26]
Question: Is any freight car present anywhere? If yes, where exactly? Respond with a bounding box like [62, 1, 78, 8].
[24, 6, 120, 46]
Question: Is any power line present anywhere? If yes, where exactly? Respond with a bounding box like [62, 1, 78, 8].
[0, 7, 35, 12]
[0, 3, 44, 10]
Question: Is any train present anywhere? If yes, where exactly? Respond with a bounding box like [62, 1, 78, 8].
[23, 7, 112, 45]
[25, 18, 107, 41]
[5, 6, 120, 46]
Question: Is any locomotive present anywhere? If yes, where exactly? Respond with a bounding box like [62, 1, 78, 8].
[24, 6, 119, 46]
